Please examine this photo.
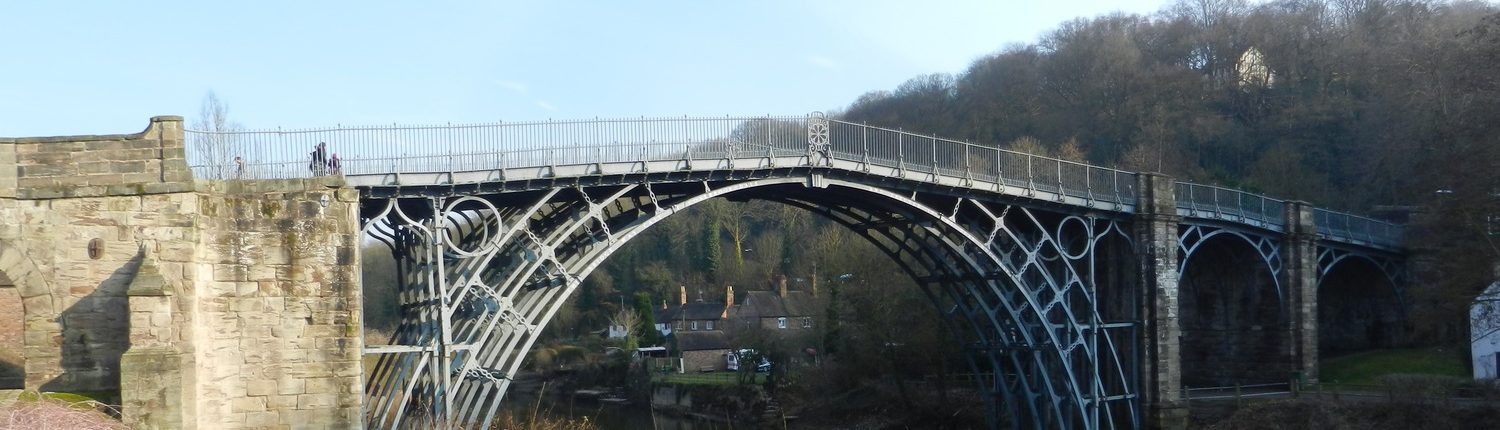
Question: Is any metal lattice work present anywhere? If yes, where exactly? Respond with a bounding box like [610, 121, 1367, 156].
[1177, 225, 1285, 304]
[360, 175, 1140, 429]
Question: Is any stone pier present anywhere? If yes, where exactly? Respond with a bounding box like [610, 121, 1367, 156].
[1134, 173, 1186, 430]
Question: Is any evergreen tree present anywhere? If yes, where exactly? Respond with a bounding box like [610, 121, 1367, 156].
[633, 292, 663, 346]
[703, 217, 722, 282]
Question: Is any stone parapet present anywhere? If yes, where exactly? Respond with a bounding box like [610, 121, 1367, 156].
[5, 115, 191, 200]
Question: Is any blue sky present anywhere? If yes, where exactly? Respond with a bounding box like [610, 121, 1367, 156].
[2, 1, 1169, 137]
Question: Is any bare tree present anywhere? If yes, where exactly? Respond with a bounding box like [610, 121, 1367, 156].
[608, 307, 641, 350]
[190, 91, 244, 179]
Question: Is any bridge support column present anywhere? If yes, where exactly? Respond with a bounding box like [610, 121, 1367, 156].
[1133, 173, 1186, 430]
[1284, 201, 1319, 385]
[121, 256, 189, 429]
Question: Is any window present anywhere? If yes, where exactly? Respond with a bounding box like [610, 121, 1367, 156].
[706, 320, 714, 330]
[777, 317, 787, 329]
[691, 320, 698, 331]
[675, 321, 684, 331]
[801, 317, 812, 329]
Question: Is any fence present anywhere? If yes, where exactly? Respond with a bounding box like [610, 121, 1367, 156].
[1174, 182, 1288, 229]
[1314, 209, 1404, 248]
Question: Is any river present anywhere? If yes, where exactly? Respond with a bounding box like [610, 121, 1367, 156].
[503, 391, 740, 430]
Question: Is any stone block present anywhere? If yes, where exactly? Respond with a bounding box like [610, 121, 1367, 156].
[295, 393, 337, 410]
[267, 394, 298, 409]
[247, 411, 280, 427]
[247, 379, 277, 397]
[303, 378, 335, 394]
[278, 379, 306, 395]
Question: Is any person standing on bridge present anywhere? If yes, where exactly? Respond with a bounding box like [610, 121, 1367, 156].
[329, 153, 341, 175]
[309, 142, 328, 176]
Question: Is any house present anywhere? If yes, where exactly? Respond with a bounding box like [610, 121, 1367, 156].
[675, 331, 732, 372]
[606, 323, 629, 339]
[731, 275, 819, 331]
[1472, 281, 1500, 380]
[655, 285, 730, 336]
[653, 277, 824, 372]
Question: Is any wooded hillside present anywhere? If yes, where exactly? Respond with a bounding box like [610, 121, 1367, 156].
[838, 1, 1499, 339]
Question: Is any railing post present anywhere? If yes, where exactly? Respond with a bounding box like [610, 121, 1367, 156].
[1213, 187, 1223, 218]
[1113, 171, 1122, 206]
[897, 133, 905, 175]
[930, 135, 938, 175]
[963, 144, 972, 184]
[1236, 191, 1244, 221]
[1084, 166, 1093, 204]
[1055, 161, 1064, 200]
[1025, 154, 1035, 194]
[861, 126, 870, 171]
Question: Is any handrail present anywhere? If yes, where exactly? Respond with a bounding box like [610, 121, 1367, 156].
[1173, 181, 1287, 228]
[184, 113, 1401, 249]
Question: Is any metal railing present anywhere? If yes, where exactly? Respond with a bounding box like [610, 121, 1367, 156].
[185, 114, 1401, 248]
[1174, 182, 1288, 229]
[186, 115, 810, 181]
[1314, 209, 1404, 249]
[825, 120, 1137, 207]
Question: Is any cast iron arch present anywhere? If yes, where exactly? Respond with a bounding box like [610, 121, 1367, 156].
[361, 176, 1139, 429]
[1316, 247, 1406, 309]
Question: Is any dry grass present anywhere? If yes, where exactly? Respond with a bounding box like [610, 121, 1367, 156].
[0, 396, 125, 430]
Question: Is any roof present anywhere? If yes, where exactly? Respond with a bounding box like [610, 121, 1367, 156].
[674, 331, 730, 351]
[1478, 281, 1500, 303]
[734, 290, 819, 319]
[656, 302, 726, 321]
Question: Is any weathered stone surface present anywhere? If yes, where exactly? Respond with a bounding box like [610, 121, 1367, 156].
[1133, 173, 1188, 430]
[1, 117, 363, 429]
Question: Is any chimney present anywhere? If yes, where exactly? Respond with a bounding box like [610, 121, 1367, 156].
[778, 275, 788, 298]
[679, 286, 687, 305]
[723, 285, 734, 319]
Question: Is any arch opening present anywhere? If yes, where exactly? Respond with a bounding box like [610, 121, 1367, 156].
[1179, 233, 1287, 387]
[0, 271, 21, 389]
[1317, 257, 1404, 357]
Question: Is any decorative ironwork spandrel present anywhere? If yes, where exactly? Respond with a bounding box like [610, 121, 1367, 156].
[807, 111, 830, 161]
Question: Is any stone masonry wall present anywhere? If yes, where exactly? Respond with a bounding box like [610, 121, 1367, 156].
[0, 117, 364, 429]
[0, 117, 198, 393]
[189, 180, 362, 429]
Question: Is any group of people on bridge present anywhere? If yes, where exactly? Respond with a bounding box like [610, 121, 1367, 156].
[309, 142, 341, 176]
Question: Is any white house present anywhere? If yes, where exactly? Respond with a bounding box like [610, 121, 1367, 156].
[607, 323, 629, 339]
[1471, 281, 1500, 380]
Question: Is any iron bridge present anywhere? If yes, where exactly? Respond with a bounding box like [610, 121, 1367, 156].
[188, 113, 1406, 429]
